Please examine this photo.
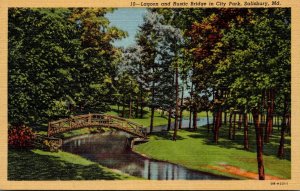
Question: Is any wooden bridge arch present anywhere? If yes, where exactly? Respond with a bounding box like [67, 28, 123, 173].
[48, 114, 147, 138]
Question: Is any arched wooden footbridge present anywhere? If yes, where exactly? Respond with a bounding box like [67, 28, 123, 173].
[48, 114, 147, 138]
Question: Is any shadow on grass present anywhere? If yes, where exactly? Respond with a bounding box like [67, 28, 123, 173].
[150, 131, 185, 141]
[187, 125, 291, 161]
[8, 149, 124, 180]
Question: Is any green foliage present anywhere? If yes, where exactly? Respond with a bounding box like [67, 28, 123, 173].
[133, 10, 183, 111]
[42, 140, 61, 152]
[8, 8, 127, 126]
[214, 8, 290, 110]
[9, 8, 73, 124]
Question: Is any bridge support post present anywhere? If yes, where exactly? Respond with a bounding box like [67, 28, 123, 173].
[126, 137, 134, 149]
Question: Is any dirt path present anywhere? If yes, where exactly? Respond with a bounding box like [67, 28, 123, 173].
[207, 164, 284, 180]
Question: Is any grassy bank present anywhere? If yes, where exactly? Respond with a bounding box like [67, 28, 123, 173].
[106, 105, 173, 127]
[8, 149, 138, 180]
[181, 110, 213, 118]
[134, 126, 291, 180]
[107, 105, 213, 127]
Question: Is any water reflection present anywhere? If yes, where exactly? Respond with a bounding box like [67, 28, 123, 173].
[62, 132, 231, 180]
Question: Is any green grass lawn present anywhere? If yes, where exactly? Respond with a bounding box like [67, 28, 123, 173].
[134, 125, 291, 180]
[8, 149, 138, 180]
[106, 105, 173, 127]
[106, 105, 213, 127]
[181, 110, 213, 118]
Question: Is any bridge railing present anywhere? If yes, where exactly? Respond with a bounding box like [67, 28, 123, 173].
[48, 113, 146, 138]
[107, 115, 144, 134]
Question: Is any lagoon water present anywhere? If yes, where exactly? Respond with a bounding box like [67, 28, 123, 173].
[147, 117, 213, 133]
[62, 121, 232, 180]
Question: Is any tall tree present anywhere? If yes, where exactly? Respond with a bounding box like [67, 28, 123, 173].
[214, 8, 291, 179]
[8, 8, 127, 126]
[136, 12, 161, 133]
[136, 11, 182, 136]
[123, 45, 149, 118]
[9, 8, 80, 125]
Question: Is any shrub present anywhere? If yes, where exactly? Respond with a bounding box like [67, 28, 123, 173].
[8, 125, 35, 149]
[43, 139, 60, 152]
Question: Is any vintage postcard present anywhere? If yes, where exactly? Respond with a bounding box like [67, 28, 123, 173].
[0, 0, 299, 190]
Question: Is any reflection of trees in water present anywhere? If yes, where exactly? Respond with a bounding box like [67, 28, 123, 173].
[63, 133, 145, 171]
[63, 133, 232, 180]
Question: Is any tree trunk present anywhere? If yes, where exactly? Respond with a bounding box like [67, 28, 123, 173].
[138, 63, 144, 118]
[224, 112, 227, 125]
[252, 108, 265, 180]
[149, 79, 155, 134]
[214, 107, 221, 144]
[271, 90, 275, 134]
[219, 111, 223, 127]
[179, 84, 184, 129]
[212, 89, 215, 133]
[213, 110, 218, 143]
[233, 112, 236, 140]
[220, 110, 223, 125]
[277, 117, 286, 158]
[122, 96, 125, 117]
[129, 93, 132, 119]
[150, 107, 155, 134]
[188, 83, 194, 129]
[287, 114, 291, 136]
[270, 91, 274, 135]
[173, 62, 179, 141]
[243, 112, 249, 150]
[193, 110, 197, 130]
[140, 87, 144, 118]
[206, 110, 210, 133]
[167, 108, 172, 131]
[212, 112, 215, 134]
[135, 96, 139, 118]
[264, 89, 275, 143]
[229, 112, 233, 139]
[140, 97, 144, 119]
[188, 107, 192, 129]
[140, 105, 144, 118]
[179, 109, 183, 129]
[278, 95, 287, 158]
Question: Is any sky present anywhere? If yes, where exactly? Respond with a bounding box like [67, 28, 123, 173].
[106, 8, 147, 48]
